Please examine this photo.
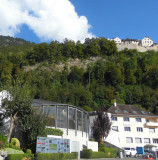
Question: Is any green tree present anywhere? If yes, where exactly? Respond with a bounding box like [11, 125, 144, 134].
[2, 83, 32, 142]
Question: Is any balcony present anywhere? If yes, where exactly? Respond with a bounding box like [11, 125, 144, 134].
[145, 122, 158, 127]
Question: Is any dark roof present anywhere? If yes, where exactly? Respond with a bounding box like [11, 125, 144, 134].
[122, 38, 140, 42]
[108, 104, 156, 117]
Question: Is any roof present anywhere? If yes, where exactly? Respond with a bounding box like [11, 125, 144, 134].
[32, 99, 88, 113]
[108, 104, 157, 117]
[32, 99, 65, 106]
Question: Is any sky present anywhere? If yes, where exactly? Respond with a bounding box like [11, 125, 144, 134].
[0, 0, 158, 44]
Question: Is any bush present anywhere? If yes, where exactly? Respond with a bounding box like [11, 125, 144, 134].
[81, 148, 118, 159]
[0, 134, 7, 144]
[0, 134, 8, 149]
[26, 149, 32, 154]
[36, 152, 78, 160]
[99, 147, 106, 152]
[7, 153, 34, 160]
[81, 149, 93, 159]
[104, 148, 118, 158]
[40, 128, 63, 137]
[11, 138, 20, 147]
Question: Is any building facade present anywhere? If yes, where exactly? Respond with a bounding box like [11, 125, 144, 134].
[141, 37, 154, 47]
[107, 104, 158, 151]
[32, 99, 89, 151]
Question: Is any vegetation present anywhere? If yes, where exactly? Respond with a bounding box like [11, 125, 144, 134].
[11, 138, 20, 147]
[1, 36, 158, 151]
[0, 37, 158, 114]
[92, 111, 112, 143]
[81, 148, 118, 159]
[41, 128, 63, 137]
[35, 152, 78, 160]
[2, 83, 32, 142]
[7, 153, 34, 160]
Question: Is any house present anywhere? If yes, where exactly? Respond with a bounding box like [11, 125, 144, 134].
[111, 37, 122, 44]
[107, 103, 158, 151]
[141, 37, 154, 47]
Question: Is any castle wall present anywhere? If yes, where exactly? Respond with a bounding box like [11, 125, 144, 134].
[117, 43, 158, 52]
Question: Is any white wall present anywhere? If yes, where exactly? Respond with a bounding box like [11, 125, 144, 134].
[110, 116, 158, 149]
[58, 128, 89, 151]
[142, 37, 154, 47]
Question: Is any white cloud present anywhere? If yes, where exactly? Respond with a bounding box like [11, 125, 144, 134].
[0, 0, 94, 42]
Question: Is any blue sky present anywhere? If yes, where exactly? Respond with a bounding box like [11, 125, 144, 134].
[1, 0, 158, 44]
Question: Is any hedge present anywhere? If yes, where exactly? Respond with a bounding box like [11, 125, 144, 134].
[40, 128, 63, 137]
[35, 152, 78, 160]
[7, 153, 34, 160]
[81, 148, 118, 159]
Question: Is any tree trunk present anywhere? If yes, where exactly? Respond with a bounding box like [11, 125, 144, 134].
[7, 113, 17, 143]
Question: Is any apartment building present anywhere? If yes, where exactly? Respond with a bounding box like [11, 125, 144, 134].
[107, 103, 158, 150]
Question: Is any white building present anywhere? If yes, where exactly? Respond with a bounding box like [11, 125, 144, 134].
[107, 104, 158, 151]
[141, 37, 154, 47]
[111, 37, 122, 44]
[32, 99, 90, 152]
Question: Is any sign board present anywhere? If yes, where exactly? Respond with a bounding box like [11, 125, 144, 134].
[136, 147, 144, 154]
[36, 137, 70, 153]
[86, 141, 98, 152]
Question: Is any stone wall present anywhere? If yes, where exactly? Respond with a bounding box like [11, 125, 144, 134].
[117, 43, 158, 52]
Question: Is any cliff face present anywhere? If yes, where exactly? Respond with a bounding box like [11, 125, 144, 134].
[117, 43, 158, 52]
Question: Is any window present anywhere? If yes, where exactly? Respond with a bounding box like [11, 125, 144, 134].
[112, 126, 118, 131]
[124, 117, 130, 121]
[141, 111, 146, 114]
[123, 110, 128, 113]
[133, 111, 137, 114]
[126, 137, 133, 143]
[115, 110, 119, 113]
[135, 138, 142, 143]
[149, 128, 155, 133]
[112, 117, 117, 121]
[144, 138, 150, 144]
[146, 119, 149, 122]
[136, 118, 141, 122]
[124, 127, 131, 131]
[137, 127, 143, 132]
[153, 139, 158, 144]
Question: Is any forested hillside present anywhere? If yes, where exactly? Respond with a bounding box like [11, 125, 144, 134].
[0, 35, 33, 46]
[0, 37, 158, 114]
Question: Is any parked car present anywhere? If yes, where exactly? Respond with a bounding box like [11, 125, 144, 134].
[123, 147, 137, 157]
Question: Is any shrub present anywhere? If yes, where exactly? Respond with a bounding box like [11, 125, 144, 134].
[36, 152, 77, 160]
[26, 149, 32, 154]
[89, 138, 95, 141]
[40, 128, 63, 137]
[0, 134, 7, 144]
[7, 153, 34, 160]
[104, 148, 118, 158]
[0, 134, 8, 149]
[81, 149, 93, 159]
[99, 147, 106, 152]
[11, 138, 20, 147]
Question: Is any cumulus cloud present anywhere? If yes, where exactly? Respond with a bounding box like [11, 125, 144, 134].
[0, 0, 94, 42]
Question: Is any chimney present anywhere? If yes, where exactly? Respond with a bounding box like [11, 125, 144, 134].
[114, 102, 116, 107]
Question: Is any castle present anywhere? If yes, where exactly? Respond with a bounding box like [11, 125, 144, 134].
[110, 37, 158, 52]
